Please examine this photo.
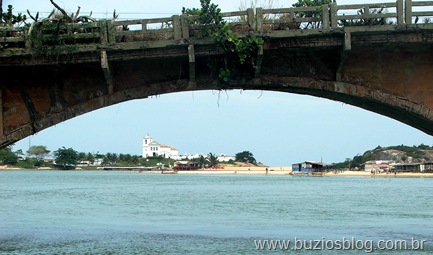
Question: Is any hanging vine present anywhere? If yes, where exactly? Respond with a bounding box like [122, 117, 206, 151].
[183, 0, 264, 83]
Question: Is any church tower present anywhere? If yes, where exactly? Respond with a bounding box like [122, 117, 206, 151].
[142, 134, 153, 157]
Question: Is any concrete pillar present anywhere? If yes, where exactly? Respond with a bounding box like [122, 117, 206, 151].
[100, 50, 113, 94]
[106, 20, 115, 44]
[141, 20, 148, 36]
[397, 0, 404, 25]
[255, 45, 263, 75]
[181, 14, 189, 39]
[322, 4, 330, 31]
[330, 2, 338, 29]
[256, 8, 263, 33]
[172, 15, 181, 40]
[405, 0, 412, 25]
[188, 44, 196, 87]
[344, 29, 351, 51]
[247, 8, 255, 31]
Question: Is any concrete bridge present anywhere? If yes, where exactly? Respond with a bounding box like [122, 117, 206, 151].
[1, 0, 433, 146]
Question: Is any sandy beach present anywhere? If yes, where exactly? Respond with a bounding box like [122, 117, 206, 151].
[175, 166, 292, 175]
[2, 164, 433, 177]
[172, 167, 433, 178]
[324, 170, 433, 178]
[173, 167, 433, 178]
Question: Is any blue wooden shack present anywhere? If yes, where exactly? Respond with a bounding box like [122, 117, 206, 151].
[292, 161, 324, 173]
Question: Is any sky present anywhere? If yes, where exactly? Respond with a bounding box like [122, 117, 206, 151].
[6, 0, 433, 166]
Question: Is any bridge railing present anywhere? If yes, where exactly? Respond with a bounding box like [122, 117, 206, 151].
[33, 21, 102, 45]
[2, 0, 433, 54]
[182, 9, 253, 39]
[405, 0, 433, 24]
[0, 26, 26, 49]
[330, 0, 404, 28]
[111, 16, 182, 43]
[257, 5, 330, 35]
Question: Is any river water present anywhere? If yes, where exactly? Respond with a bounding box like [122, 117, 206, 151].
[0, 170, 432, 254]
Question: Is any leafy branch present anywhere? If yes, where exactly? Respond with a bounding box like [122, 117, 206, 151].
[183, 0, 264, 83]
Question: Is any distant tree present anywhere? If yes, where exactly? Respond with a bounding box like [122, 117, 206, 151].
[208, 153, 219, 167]
[103, 153, 119, 165]
[27, 145, 50, 161]
[0, 146, 18, 164]
[77, 152, 87, 161]
[14, 149, 24, 158]
[130, 155, 140, 165]
[1, 5, 26, 27]
[85, 152, 95, 163]
[418, 143, 431, 150]
[235, 151, 257, 164]
[54, 147, 78, 168]
[198, 155, 207, 168]
[350, 155, 364, 168]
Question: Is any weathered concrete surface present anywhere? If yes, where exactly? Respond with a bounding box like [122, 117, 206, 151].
[1, 32, 433, 146]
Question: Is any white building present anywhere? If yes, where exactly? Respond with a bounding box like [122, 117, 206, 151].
[217, 154, 235, 162]
[364, 160, 394, 172]
[142, 134, 179, 159]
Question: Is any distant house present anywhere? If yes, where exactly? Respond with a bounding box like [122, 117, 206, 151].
[142, 134, 179, 159]
[292, 161, 324, 173]
[422, 162, 433, 172]
[364, 160, 394, 172]
[392, 163, 421, 172]
[217, 154, 235, 162]
[172, 161, 200, 170]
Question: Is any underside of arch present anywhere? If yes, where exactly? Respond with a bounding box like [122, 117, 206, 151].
[1, 74, 432, 148]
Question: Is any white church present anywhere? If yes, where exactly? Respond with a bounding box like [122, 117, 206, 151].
[142, 134, 179, 159]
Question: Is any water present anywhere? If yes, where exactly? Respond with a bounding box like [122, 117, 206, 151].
[0, 171, 432, 254]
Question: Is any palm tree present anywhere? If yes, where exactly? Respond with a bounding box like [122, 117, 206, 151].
[208, 153, 219, 167]
[198, 155, 207, 168]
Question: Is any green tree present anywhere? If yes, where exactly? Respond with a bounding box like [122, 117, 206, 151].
[1, 4, 26, 27]
[198, 155, 207, 168]
[14, 149, 24, 158]
[103, 153, 118, 165]
[235, 151, 257, 164]
[0, 146, 18, 164]
[85, 152, 95, 163]
[208, 153, 219, 167]
[77, 152, 87, 161]
[182, 0, 224, 27]
[27, 145, 50, 161]
[54, 147, 78, 168]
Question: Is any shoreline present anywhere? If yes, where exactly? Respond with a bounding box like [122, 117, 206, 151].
[175, 169, 433, 178]
[2, 165, 433, 178]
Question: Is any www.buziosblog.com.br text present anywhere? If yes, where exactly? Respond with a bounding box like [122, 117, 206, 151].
[254, 237, 427, 252]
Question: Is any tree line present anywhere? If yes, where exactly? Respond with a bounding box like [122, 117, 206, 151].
[0, 145, 258, 169]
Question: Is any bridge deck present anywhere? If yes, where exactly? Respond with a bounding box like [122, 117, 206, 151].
[2, 0, 433, 65]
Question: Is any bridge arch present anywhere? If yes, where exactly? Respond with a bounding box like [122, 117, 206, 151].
[2, 1, 433, 146]
[2, 72, 432, 148]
